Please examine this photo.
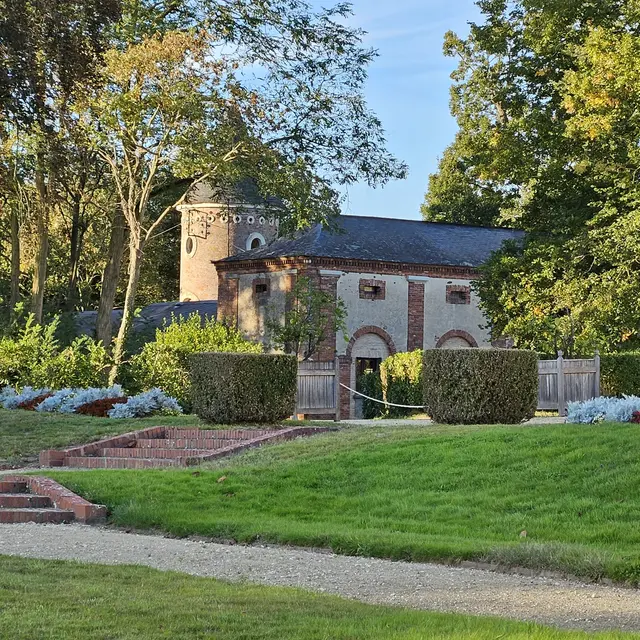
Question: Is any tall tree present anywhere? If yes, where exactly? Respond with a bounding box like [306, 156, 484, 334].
[425, 0, 640, 355]
[0, 0, 120, 321]
[84, 1, 406, 380]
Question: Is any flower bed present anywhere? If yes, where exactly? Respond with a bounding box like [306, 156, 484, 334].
[567, 395, 640, 424]
[0, 386, 182, 419]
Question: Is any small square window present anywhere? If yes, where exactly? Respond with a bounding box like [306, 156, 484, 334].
[359, 279, 386, 300]
[255, 283, 268, 294]
[446, 285, 471, 305]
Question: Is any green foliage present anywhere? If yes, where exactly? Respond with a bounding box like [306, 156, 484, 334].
[190, 352, 297, 424]
[600, 353, 640, 397]
[127, 313, 261, 409]
[266, 276, 347, 361]
[423, 349, 538, 425]
[0, 315, 111, 389]
[380, 350, 424, 418]
[426, 1, 640, 354]
[357, 369, 384, 419]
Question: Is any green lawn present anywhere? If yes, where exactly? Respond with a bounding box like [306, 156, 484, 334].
[47, 422, 640, 584]
[0, 409, 205, 467]
[0, 555, 635, 640]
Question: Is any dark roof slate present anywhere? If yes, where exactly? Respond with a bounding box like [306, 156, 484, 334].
[221, 215, 524, 268]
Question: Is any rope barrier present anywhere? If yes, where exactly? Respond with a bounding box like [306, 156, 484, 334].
[339, 383, 425, 409]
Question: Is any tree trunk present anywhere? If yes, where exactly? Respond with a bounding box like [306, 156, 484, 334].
[66, 195, 82, 311]
[109, 231, 143, 385]
[96, 207, 126, 346]
[9, 205, 20, 315]
[31, 150, 48, 324]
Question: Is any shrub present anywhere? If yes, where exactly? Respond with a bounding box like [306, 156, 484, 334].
[56, 385, 125, 414]
[423, 348, 538, 424]
[190, 352, 297, 424]
[567, 395, 640, 424]
[358, 369, 385, 419]
[600, 352, 640, 397]
[107, 389, 182, 419]
[75, 397, 128, 418]
[0, 316, 111, 389]
[380, 350, 423, 418]
[0, 386, 17, 405]
[18, 393, 53, 411]
[2, 387, 51, 410]
[35, 389, 76, 413]
[128, 314, 262, 410]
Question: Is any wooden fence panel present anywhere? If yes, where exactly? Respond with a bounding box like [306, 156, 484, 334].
[296, 360, 339, 419]
[538, 351, 600, 415]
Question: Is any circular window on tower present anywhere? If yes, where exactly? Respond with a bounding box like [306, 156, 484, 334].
[185, 236, 197, 257]
[246, 232, 266, 251]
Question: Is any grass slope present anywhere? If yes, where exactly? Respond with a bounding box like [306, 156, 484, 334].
[0, 555, 636, 640]
[48, 423, 640, 584]
[0, 409, 204, 467]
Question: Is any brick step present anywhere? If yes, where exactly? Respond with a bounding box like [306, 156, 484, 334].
[98, 447, 214, 459]
[0, 493, 52, 508]
[136, 438, 244, 450]
[164, 428, 275, 440]
[65, 456, 180, 469]
[0, 481, 27, 494]
[0, 508, 75, 524]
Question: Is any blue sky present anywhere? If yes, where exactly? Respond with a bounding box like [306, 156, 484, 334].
[316, 0, 481, 220]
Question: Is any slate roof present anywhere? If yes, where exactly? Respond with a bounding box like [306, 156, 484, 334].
[189, 178, 283, 208]
[220, 215, 524, 268]
[74, 301, 218, 338]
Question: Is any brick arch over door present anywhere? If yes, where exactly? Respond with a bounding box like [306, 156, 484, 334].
[435, 329, 478, 349]
[345, 325, 397, 359]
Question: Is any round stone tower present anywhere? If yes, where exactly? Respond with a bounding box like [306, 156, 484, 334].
[177, 181, 279, 302]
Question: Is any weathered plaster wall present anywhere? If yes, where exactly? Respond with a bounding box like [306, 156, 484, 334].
[335, 272, 409, 356]
[234, 270, 295, 345]
[423, 277, 490, 348]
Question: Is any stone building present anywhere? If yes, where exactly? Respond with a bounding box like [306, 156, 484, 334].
[192, 214, 523, 419]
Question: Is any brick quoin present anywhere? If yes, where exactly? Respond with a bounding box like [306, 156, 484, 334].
[407, 282, 425, 351]
[317, 273, 340, 361]
[217, 276, 238, 324]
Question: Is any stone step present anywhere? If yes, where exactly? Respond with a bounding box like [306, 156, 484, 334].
[0, 481, 27, 494]
[0, 493, 52, 508]
[65, 456, 180, 469]
[98, 447, 214, 459]
[0, 508, 75, 524]
[164, 428, 275, 440]
[136, 438, 243, 450]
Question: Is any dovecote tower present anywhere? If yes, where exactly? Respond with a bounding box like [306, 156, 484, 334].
[177, 181, 279, 302]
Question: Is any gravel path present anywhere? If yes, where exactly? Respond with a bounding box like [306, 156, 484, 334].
[1, 524, 638, 633]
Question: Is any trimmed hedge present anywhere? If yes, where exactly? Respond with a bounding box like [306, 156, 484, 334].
[423, 349, 538, 424]
[600, 352, 640, 397]
[189, 352, 298, 424]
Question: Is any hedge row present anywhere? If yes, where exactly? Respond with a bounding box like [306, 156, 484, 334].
[423, 348, 538, 425]
[600, 352, 640, 397]
[189, 352, 298, 424]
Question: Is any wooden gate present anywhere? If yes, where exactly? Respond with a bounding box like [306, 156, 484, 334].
[296, 360, 340, 420]
[538, 351, 600, 415]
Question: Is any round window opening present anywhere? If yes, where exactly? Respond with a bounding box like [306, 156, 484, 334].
[251, 238, 262, 250]
[185, 236, 196, 257]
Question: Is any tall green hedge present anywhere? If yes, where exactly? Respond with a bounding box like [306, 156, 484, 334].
[600, 352, 640, 397]
[423, 349, 538, 424]
[189, 352, 298, 424]
[380, 350, 423, 417]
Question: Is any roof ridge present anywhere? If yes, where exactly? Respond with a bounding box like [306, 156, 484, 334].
[338, 214, 521, 232]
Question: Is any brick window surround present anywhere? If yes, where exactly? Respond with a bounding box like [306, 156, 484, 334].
[252, 278, 270, 302]
[359, 279, 386, 300]
[446, 284, 471, 305]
